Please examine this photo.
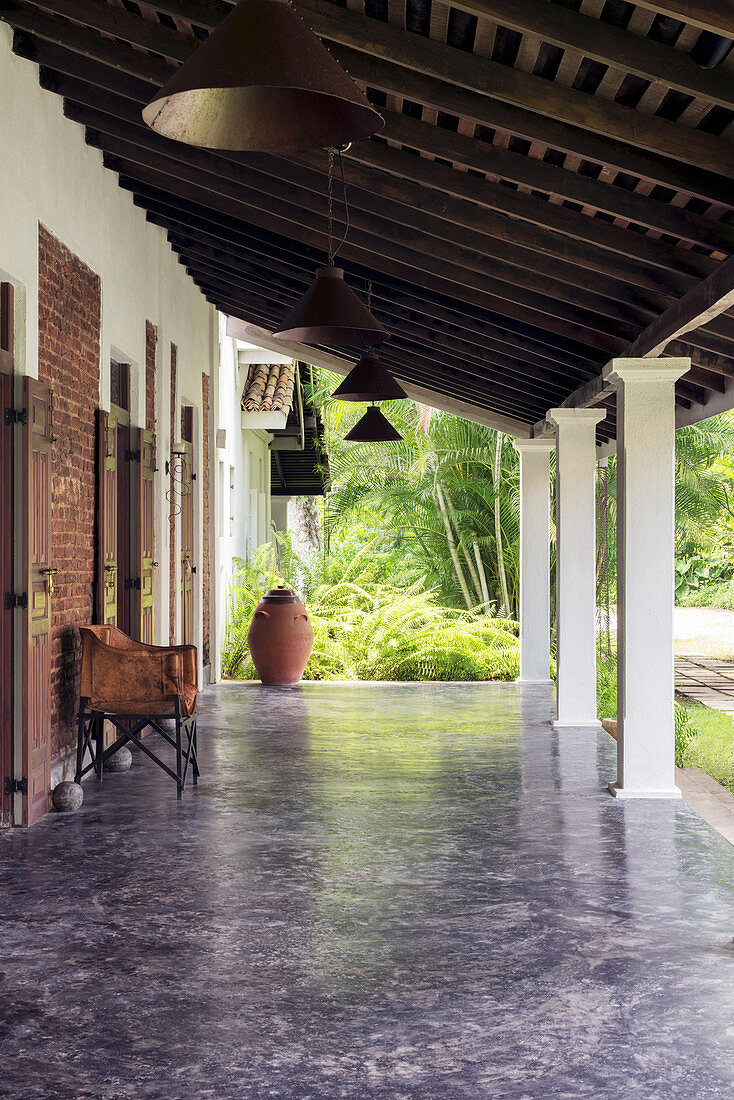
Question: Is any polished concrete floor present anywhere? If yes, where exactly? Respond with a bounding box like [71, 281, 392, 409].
[2, 682, 734, 1099]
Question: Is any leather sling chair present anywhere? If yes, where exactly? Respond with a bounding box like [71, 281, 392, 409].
[75, 625, 199, 799]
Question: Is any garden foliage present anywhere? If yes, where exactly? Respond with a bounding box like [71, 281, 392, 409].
[222, 536, 521, 683]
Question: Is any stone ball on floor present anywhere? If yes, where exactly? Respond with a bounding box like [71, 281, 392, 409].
[52, 781, 84, 813]
[104, 746, 133, 772]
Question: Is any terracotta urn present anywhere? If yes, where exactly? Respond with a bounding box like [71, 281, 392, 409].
[247, 586, 314, 686]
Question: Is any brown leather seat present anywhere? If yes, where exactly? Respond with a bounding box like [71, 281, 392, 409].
[76, 626, 199, 798]
[79, 625, 198, 717]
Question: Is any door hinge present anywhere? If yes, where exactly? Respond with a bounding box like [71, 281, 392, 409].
[124, 577, 141, 591]
[125, 448, 141, 463]
[4, 592, 27, 610]
[4, 407, 27, 426]
[4, 777, 28, 797]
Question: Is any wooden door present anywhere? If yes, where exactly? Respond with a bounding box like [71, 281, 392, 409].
[138, 428, 156, 644]
[22, 378, 52, 825]
[0, 289, 13, 823]
[97, 409, 118, 625]
[179, 440, 194, 645]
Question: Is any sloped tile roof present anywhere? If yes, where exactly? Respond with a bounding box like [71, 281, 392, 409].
[241, 362, 296, 416]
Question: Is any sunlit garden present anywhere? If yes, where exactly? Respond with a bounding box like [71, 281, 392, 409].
[224, 372, 734, 792]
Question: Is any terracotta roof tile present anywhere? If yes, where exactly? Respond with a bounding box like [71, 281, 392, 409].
[241, 361, 296, 415]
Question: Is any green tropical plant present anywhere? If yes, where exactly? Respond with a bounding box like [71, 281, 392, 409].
[311, 376, 532, 616]
[675, 555, 712, 601]
[221, 536, 522, 683]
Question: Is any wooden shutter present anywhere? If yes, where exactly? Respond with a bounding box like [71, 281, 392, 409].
[138, 428, 156, 644]
[22, 378, 52, 825]
[0, 371, 13, 823]
[97, 409, 118, 625]
[179, 440, 194, 645]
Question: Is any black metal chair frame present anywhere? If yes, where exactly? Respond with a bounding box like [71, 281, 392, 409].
[75, 696, 199, 799]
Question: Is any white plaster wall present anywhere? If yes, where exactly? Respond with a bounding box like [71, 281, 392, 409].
[0, 26, 216, 676]
[212, 330, 274, 681]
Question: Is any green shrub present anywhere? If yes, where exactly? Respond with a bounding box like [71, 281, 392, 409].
[596, 652, 617, 720]
[677, 578, 734, 610]
[674, 705, 697, 768]
[222, 535, 522, 683]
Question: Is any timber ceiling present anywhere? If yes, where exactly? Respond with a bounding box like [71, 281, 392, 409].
[4, 0, 734, 440]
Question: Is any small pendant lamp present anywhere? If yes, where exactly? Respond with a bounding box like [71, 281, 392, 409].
[332, 350, 407, 402]
[274, 150, 387, 346]
[142, 0, 384, 153]
[345, 404, 403, 443]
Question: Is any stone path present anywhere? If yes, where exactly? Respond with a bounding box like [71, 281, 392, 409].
[675, 655, 734, 716]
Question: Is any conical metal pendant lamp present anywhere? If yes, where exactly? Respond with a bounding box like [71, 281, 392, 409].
[142, 0, 384, 153]
[332, 350, 407, 401]
[345, 404, 402, 442]
[275, 267, 387, 345]
[274, 151, 388, 346]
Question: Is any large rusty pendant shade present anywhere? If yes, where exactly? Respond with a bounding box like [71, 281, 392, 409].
[332, 350, 408, 402]
[345, 404, 403, 442]
[142, 0, 384, 153]
[274, 267, 387, 346]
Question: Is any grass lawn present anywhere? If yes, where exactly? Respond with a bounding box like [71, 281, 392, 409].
[681, 703, 734, 794]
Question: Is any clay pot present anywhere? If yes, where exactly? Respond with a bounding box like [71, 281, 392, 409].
[247, 587, 314, 686]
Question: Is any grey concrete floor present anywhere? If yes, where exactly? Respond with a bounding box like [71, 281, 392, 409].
[2, 682, 734, 1099]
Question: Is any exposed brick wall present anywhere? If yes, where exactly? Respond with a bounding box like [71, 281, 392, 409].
[202, 372, 210, 668]
[169, 343, 177, 645]
[38, 224, 101, 759]
[145, 320, 157, 433]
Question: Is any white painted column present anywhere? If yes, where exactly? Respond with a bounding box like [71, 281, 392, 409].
[513, 439, 554, 684]
[548, 408, 606, 728]
[608, 357, 689, 799]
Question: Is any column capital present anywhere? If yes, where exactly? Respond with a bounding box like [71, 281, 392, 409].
[513, 437, 555, 454]
[608, 356, 690, 385]
[548, 407, 606, 429]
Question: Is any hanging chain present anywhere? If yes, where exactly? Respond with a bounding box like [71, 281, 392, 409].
[327, 147, 335, 266]
[366, 280, 373, 311]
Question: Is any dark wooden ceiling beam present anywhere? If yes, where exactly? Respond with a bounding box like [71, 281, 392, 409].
[66, 100, 672, 315]
[161, 225, 596, 381]
[167, 232, 589, 383]
[333, 44, 734, 206]
[198, 278, 551, 418]
[95, 141, 631, 351]
[376, 112, 734, 255]
[8, 0, 734, 205]
[48, 66, 709, 293]
[196, 261, 708, 406]
[123, 177, 608, 365]
[327, 141, 711, 286]
[627, 1, 734, 39]
[626, 253, 734, 357]
[147, 207, 596, 377]
[22, 17, 719, 282]
[445, 0, 734, 110]
[24, 0, 734, 252]
[171, 242, 585, 399]
[296, 0, 734, 175]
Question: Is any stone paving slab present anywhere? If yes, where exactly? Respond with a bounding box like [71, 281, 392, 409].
[675, 655, 734, 716]
[2, 682, 734, 1099]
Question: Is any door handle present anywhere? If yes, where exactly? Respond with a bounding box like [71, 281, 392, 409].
[40, 567, 58, 595]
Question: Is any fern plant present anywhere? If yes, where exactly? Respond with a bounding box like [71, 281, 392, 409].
[221, 536, 522, 683]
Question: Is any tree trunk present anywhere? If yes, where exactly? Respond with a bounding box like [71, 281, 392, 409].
[288, 496, 322, 561]
[473, 542, 490, 608]
[443, 485, 484, 608]
[435, 482, 474, 610]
